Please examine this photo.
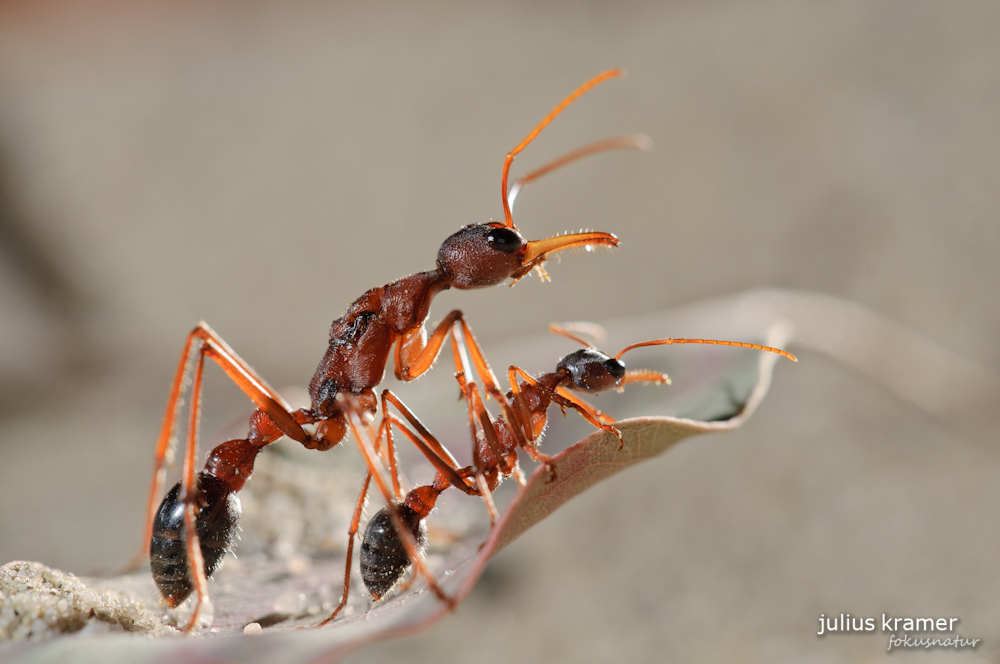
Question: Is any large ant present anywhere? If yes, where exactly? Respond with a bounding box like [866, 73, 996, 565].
[322, 323, 797, 623]
[140, 70, 646, 631]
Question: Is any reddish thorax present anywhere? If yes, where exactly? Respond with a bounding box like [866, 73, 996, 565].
[308, 270, 451, 413]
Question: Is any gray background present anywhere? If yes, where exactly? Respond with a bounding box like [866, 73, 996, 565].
[0, 1, 997, 661]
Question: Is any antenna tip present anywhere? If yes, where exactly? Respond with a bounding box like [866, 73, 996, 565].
[597, 68, 627, 80]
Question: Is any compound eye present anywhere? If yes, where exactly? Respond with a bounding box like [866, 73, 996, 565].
[604, 358, 626, 380]
[486, 227, 523, 254]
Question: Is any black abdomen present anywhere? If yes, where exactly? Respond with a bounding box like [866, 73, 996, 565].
[360, 504, 426, 599]
[150, 472, 241, 607]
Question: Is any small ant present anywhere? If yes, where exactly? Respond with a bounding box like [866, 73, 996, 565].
[322, 323, 797, 622]
[140, 70, 646, 631]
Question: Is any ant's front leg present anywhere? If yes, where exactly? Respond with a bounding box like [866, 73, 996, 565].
[393, 312, 505, 394]
[394, 310, 466, 382]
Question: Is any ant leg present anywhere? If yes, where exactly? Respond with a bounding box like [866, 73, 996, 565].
[381, 392, 478, 496]
[512, 366, 623, 450]
[453, 372, 512, 510]
[134, 323, 313, 570]
[458, 374, 526, 502]
[377, 404, 403, 501]
[452, 319, 516, 408]
[344, 406, 456, 609]
[450, 317, 536, 485]
[318, 466, 373, 627]
[394, 310, 465, 382]
[512, 465, 527, 487]
[179, 353, 210, 632]
[506, 367, 537, 445]
[448, 323, 542, 466]
[554, 386, 616, 425]
[394, 311, 507, 393]
[319, 409, 409, 627]
[475, 471, 499, 524]
[452, 367, 508, 514]
[397, 312, 507, 412]
[501, 69, 624, 228]
[382, 392, 462, 471]
[463, 379, 515, 476]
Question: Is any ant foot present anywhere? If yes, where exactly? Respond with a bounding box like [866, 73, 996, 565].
[430, 584, 458, 611]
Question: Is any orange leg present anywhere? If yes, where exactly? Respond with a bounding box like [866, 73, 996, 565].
[455, 365, 546, 480]
[394, 312, 509, 400]
[452, 371, 507, 515]
[452, 319, 504, 400]
[134, 322, 315, 571]
[394, 310, 466, 382]
[506, 366, 537, 444]
[554, 386, 616, 425]
[451, 322, 542, 481]
[320, 394, 425, 627]
[397, 313, 519, 488]
[475, 471, 499, 523]
[317, 469, 372, 627]
[381, 392, 478, 496]
[179, 351, 210, 632]
[512, 366, 623, 449]
[344, 405, 456, 609]
[462, 377, 515, 476]
[452, 319, 558, 471]
[398, 311, 509, 423]
[376, 415, 402, 501]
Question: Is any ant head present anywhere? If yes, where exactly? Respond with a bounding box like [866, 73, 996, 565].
[437, 223, 527, 289]
[437, 222, 619, 289]
[556, 348, 626, 393]
[548, 323, 673, 394]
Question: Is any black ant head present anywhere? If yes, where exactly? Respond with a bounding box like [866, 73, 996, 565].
[556, 348, 627, 393]
[437, 222, 619, 289]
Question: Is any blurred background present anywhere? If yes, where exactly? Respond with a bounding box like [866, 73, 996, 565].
[0, 0, 997, 661]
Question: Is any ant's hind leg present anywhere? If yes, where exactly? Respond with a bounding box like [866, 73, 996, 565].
[178, 353, 211, 632]
[344, 407, 457, 610]
[381, 391, 478, 496]
[318, 471, 373, 627]
[134, 322, 315, 572]
[318, 413, 410, 627]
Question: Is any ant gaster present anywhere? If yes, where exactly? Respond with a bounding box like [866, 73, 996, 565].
[139, 70, 644, 631]
[322, 323, 797, 622]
